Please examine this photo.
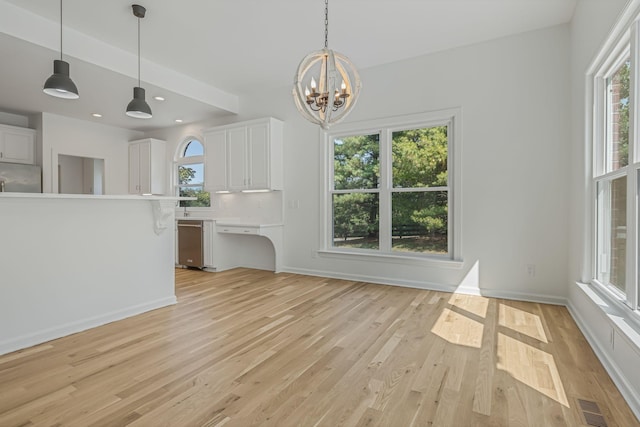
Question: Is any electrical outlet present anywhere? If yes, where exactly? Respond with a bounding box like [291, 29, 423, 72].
[526, 264, 536, 278]
[288, 200, 300, 209]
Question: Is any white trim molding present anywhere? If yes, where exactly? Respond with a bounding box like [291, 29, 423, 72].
[568, 282, 640, 421]
[0, 296, 176, 357]
[319, 108, 463, 266]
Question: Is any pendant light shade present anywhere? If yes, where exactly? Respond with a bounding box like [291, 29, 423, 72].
[126, 87, 152, 119]
[44, 0, 79, 99]
[293, 0, 360, 129]
[44, 59, 79, 99]
[126, 4, 152, 119]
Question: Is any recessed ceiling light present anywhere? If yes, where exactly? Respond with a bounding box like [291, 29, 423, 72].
[154, 96, 165, 101]
[92, 113, 102, 118]
[175, 119, 183, 123]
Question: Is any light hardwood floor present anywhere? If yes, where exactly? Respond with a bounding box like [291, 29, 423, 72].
[0, 268, 638, 426]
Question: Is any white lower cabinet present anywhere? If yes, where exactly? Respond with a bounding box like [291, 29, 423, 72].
[203, 221, 215, 268]
[175, 224, 179, 265]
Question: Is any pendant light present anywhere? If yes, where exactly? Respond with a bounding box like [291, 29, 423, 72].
[43, 0, 79, 99]
[293, 0, 361, 129]
[126, 4, 152, 119]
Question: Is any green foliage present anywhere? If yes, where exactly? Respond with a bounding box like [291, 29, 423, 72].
[333, 193, 379, 245]
[179, 166, 196, 185]
[178, 164, 210, 207]
[334, 134, 380, 190]
[392, 127, 448, 188]
[411, 205, 447, 235]
[179, 188, 210, 207]
[616, 61, 630, 167]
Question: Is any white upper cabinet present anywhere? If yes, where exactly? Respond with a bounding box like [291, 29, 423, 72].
[203, 117, 283, 192]
[203, 130, 227, 192]
[228, 127, 248, 190]
[128, 138, 166, 195]
[248, 122, 270, 189]
[0, 124, 35, 165]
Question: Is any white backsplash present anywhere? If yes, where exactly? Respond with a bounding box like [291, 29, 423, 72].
[177, 191, 283, 224]
[215, 191, 283, 224]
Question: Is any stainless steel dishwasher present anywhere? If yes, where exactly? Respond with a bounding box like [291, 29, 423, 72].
[177, 220, 204, 268]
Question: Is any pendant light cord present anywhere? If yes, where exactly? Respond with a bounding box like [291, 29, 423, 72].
[59, 0, 63, 60]
[324, 0, 328, 49]
[137, 16, 141, 87]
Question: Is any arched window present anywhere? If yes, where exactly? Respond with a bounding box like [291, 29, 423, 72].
[176, 138, 210, 207]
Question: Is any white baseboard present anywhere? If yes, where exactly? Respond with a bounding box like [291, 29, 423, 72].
[567, 297, 640, 421]
[281, 266, 566, 305]
[457, 287, 567, 306]
[0, 296, 177, 357]
[282, 266, 458, 293]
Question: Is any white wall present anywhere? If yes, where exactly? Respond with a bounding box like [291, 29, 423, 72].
[0, 111, 29, 127]
[40, 112, 143, 194]
[234, 25, 571, 303]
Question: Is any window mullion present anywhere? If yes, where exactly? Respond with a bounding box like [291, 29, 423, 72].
[379, 130, 391, 252]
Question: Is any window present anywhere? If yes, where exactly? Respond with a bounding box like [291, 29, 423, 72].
[176, 139, 210, 207]
[324, 110, 461, 262]
[591, 19, 638, 309]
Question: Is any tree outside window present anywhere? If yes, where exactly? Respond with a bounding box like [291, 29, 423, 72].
[177, 139, 210, 208]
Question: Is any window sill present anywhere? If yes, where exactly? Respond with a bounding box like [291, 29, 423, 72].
[317, 249, 464, 269]
[576, 281, 640, 349]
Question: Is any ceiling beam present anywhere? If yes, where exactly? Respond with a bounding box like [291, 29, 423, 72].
[0, 0, 239, 114]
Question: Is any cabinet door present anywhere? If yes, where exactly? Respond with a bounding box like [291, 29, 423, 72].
[228, 127, 247, 190]
[203, 221, 214, 268]
[138, 141, 152, 194]
[1, 129, 34, 164]
[128, 143, 141, 194]
[204, 130, 227, 191]
[248, 123, 269, 189]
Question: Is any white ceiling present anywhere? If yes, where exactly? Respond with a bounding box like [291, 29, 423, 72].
[0, 0, 577, 132]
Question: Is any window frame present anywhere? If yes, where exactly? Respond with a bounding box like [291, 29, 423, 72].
[589, 18, 639, 310]
[174, 136, 210, 210]
[320, 109, 463, 267]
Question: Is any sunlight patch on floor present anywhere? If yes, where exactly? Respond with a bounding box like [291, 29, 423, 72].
[497, 332, 568, 406]
[431, 308, 484, 348]
[499, 304, 548, 343]
[448, 293, 488, 318]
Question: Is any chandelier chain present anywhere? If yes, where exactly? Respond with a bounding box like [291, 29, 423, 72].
[324, 0, 328, 49]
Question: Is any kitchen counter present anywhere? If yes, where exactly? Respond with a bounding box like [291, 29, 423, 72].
[0, 192, 187, 201]
[0, 193, 184, 356]
[216, 221, 283, 228]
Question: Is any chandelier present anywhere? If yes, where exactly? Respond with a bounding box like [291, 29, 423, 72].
[293, 0, 361, 129]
